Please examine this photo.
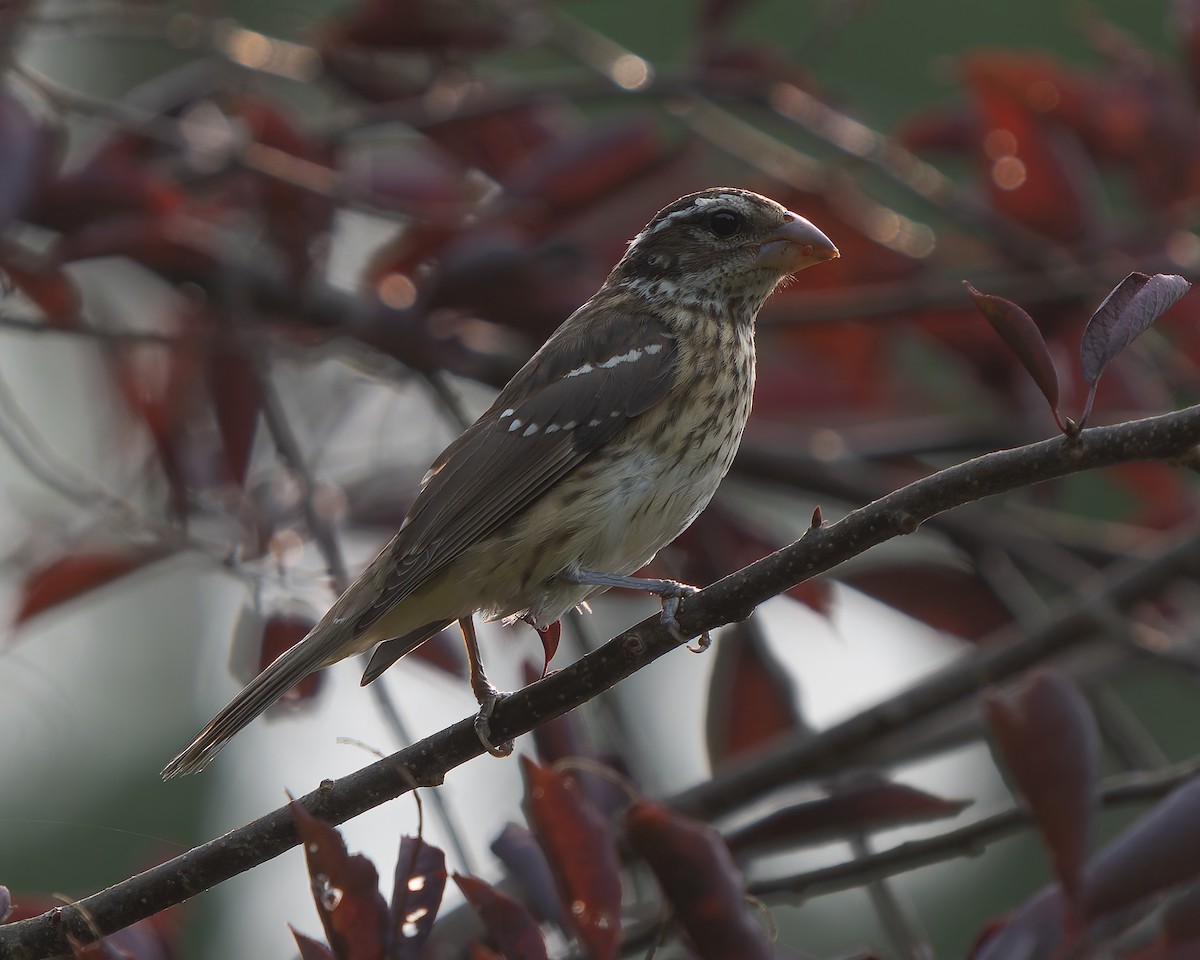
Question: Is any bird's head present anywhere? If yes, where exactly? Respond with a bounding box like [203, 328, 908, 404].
[608, 187, 839, 318]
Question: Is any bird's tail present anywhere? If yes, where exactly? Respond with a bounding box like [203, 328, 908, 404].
[161, 628, 333, 779]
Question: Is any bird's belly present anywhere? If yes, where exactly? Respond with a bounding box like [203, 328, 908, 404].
[457, 379, 750, 626]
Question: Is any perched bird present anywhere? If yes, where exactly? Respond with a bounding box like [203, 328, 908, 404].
[162, 187, 838, 778]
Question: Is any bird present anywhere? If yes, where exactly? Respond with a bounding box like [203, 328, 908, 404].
[162, 186, 838, 778]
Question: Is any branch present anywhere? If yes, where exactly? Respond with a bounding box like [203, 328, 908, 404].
[750, 756, 1200, 899]
[4, 405, 1200, 957]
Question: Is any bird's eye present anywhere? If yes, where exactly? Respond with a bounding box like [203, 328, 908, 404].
[706, 210, 742, 238]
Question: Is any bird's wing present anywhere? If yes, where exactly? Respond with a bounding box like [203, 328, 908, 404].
[348, 303, 679, 635]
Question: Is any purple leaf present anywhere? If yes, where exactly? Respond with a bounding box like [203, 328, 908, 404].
[1084, 774, 1200, 921]
[1081, 272, 1191, 386]
[491, 823, 564, 929]
[389, 837, 446, 960]
[0, 89, 50, 232]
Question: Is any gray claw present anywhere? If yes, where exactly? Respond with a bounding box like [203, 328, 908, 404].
[474, 690, 514, 758]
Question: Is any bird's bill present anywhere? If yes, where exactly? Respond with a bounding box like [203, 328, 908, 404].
[754, 213, 840, 273]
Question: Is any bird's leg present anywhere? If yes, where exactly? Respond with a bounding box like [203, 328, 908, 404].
[459, 616, 513, 757]
[563, 569, 712, 652]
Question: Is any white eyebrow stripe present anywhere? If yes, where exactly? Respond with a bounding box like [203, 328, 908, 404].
[643, 194, 748, 235]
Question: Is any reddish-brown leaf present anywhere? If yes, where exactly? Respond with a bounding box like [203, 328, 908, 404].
[504, 119, 668, 230]
[292, 928, 337, 960]
[725, 780, 970, 854]
[535, 620, 560, 678]
[389, 837, 446, 960]
[260, 613, 322, 707]
[0, 262, 81, 328]
[452, 874, 548, 960]
[842, 563, 1013, 641]
[6, 892, 174, 960]
[625, 800, 773, 960]
[705, 619, 804, 770]
[16, 546, 170, 624]
[56, 211, 223, 283]
[986, 671, 1100, 916]
[466, 944, 505, 960]
[205, 340, 263, 487]
[520, 756, 621, 960]
[1084, 775, 1200, 921]
[965, 281, 1062, 430]
[961, 53, 1097, 243]
[290, 800, 388, 960]
[320, 0, 509, 53]
[29, 168, 185, 233]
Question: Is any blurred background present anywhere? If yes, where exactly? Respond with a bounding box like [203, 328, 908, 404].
[2, 1, 1200, 958]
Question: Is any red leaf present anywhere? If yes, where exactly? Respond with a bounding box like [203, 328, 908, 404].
[292, 928, 337, 960]
[260, 613, 322, 707]
[986, 671, 1100, 917]
[389, 837, 446, 960]
[490, 822, 565, 929]
[705, 619, 804, 770]
[504, 119, 668, 229]
[320, 0, 509, 53]
[233, 94, 337, 284]
[205, 340, 263, 487]
[452, 874, 548, 960]
[625, 801, 773, 960]
[535, 620, 560, 678]
[29, 168, 185, 233]
[56, 211, 223, 283]
[842, 563, 1013, 641]
[290, 800, 389, 960]
[0, 261, 81, 328]
[726, 780, 970, 854]
[520, 756, 622, 960]
[1081, 272, 1191, 386]
[1084, 775, 1200, 921]
[16, 546, 170, 624]
[961, 53, 1097, 242]
[965, 281, 1062, 430]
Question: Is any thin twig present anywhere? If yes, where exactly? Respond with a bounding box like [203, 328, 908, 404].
[750, 757, 1200, 900]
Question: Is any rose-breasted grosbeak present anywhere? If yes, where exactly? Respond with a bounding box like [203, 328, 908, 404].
[163, 187, 838, 777]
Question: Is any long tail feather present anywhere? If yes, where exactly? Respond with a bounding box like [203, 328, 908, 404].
[161, 630, 333, 779]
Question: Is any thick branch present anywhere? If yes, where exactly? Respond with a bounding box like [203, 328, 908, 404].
[4, 406, 1200, 958]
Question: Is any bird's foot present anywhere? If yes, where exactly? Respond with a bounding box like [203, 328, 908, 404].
[656, 581, 711, 653]
[473, 686, 514, 758]
[563, 569, 711, 651]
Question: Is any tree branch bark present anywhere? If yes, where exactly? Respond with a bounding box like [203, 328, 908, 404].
[5, 405, 1200, 958]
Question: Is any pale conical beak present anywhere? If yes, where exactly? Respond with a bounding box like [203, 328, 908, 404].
[755, 213, 840, 273]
